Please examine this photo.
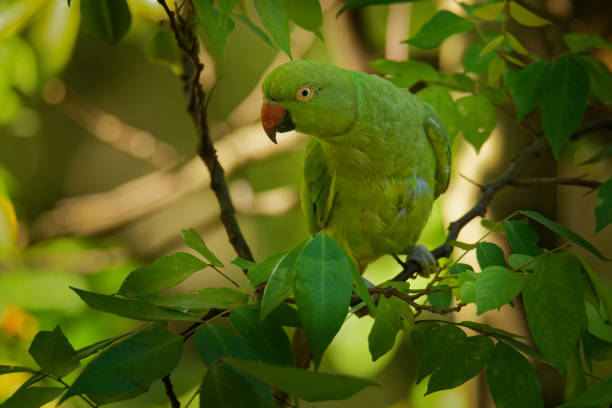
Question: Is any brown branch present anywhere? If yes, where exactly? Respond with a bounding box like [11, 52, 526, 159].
[157, 0, 254, 263]
[162, 374, 181, 408]
[393, 137, 548, 281]
[509, 176, 602, 189]
[368, 286, 466, 315]
[392, 117, 612, 282]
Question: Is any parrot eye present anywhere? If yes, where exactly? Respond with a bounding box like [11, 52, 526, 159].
[296, 86, 313, 102]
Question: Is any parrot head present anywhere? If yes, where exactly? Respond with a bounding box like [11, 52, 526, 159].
[261, 60, 358, 143]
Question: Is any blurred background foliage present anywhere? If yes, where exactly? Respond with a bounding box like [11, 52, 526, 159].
[0, 0, 611, 406]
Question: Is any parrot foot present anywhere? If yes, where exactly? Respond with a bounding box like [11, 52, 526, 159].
[402, 245, 437, 277]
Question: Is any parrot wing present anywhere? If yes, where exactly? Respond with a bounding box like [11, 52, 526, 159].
[301, 138, 336, 234]
[422, 103, 451, 198]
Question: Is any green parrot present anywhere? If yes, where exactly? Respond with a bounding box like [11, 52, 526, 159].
[261, 60, 450, 274]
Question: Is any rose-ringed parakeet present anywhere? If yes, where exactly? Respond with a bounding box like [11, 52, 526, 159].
[261, 60, 450, 274]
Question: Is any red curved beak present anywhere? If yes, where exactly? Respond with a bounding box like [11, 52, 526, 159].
[261, 101, 286, 144]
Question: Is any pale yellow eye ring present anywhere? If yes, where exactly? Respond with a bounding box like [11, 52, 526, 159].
[296, 85, 313, 101]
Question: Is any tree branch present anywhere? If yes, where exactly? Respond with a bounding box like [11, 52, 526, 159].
[162, 374, 181, 408]
[509, 176, 602, 189]
[157, 0, 254, 263]
[392, 116, 612, 282]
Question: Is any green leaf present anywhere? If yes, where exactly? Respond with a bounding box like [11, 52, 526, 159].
[141, 287, 248, 311]
[351, 257, 377, 314]
[578, 56, 612, 105]
[229, 305, 295, 366]
[509, 61, 552, 121]
[505, 54, 526, 68]
[118, 252, 207, 297]
[28, 326, 79, 377]
[519, 210, 609, 260]
[580, 143, 612, 165]
[368, 296, 401, 361]
[449, 263, 473, 275]
[80, 0, 131, 44]
[440, 72, 475, 92]
[261, 239, 308, 320]
[0, 0, 46, 42]
[391, 296, 414, 330]
[522, 253, 585, 372]
[0, 387, 64, 408]
[479, 35, 504, 56]
[233, 13, 276, 49]
[71, 287, 200, 321]
[488, 55, 505, 86]
[560, 376, 612, 408]
[456, 94, 497, 152]
[504, 220, 544, 256]
[583, 331, 612, 362]
[578, 256, 612, 331]
[200, 362, 274, 408]
[194, 324, 258, 366]
[404, 10, 473, 49]
[472, 1, 505, 20]
[181, 228, 224, 267]
[458, 270, 478, 303]
[193, 0, 235, 57]
[540, 56, 590, 158]
[475, 266, 522, 314]
[225, 359, 379, 401]
[508, 253, 535, 270]
[415, 324, 494, 394]
[585, 302, 612, 343]
[75, 332, 133, 360]
[217, 0, 241, 25]
[288, 0, 322, 38]
[486, 342, 544, 408]
[194, 325, 274, 405]
[265, 303, 301, 327]
[595, 178, 612, 233]
[231, 256, 256, 269]
[417, 85, 460, 141]
[146, 28, 181, 69]
[508, 1, 551, 27]
[428, 334, 494, 394]
[254, 0, 292, 58]
[476, 242, 506, 269]
[427, 285, 452, 309]
[370, 59, 440, 89]
[463, 43, 497, 75]
[563, 33, 612, 53]
[60, 331, 182, 403]
[0, 366, 36, 375]
[248, 251, 287, 286]
[293, 233, 353, 369]
[506, 31, 529, 55]
[487, 56, 506, 86]
[459, 320, 523, 339]
[337, 0, 425, 15]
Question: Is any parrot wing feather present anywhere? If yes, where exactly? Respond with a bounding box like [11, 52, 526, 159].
[422, 103, 451, 198]
[301, 138, 336, 234]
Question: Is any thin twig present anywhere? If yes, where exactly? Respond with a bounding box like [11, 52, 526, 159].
[392, 117, 612, 282]
[157, 0, 254, 264]
[209, 264, 240, 288]
[163, 374, 181, 408]
[509, 176, 602, 189]
[184, 384, 201, 408]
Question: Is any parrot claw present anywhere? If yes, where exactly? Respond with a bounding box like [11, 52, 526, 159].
[403, 245, 437, 277]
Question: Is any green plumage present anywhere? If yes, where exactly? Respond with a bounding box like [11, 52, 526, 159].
[262, 61, 450, 271]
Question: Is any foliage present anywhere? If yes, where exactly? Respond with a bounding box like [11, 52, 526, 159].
[1, 0, 611, 407]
